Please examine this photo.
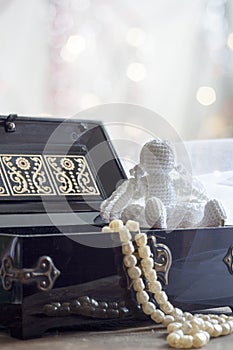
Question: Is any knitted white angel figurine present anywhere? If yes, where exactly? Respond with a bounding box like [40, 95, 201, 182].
[100, 138, 226, 229]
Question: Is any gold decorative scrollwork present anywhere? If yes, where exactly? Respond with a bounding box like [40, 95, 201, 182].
[45, 155, 100, 196]
[0, 154, 100, 197]
[75, 157, 99, 194]
[45, 157, 74, 195]
[31, 156, 55, 194]
[1, 155, 55, 196]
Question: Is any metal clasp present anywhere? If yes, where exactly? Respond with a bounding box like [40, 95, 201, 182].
[0, 255, 60, 292]
[4, 114, 17, 133]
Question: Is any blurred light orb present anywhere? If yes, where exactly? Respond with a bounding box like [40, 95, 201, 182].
[126, 62, 147, 82]
[196, 86, 216, 106]
[126, 27, 145, 47]
[60, 35, 86, 62]
[60, 46, 75, 62]
[227, 32, 233, 50]
[80, 93, 101, 109]
[66, 35, 86, 55]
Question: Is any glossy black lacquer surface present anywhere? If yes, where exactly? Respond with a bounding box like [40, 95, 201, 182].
[154, 226, 233, 310]
[0, 229, 147, 339]
[0, 225, 233, 339]
[0, 115, 126, 213]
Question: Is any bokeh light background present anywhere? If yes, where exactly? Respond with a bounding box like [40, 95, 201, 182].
[0, 0, 233, 223]
[0, 0, 232, 140]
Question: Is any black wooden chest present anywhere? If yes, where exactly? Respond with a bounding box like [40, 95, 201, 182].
[0, 114, 232, 339]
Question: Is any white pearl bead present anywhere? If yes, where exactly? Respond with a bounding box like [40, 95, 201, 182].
[173, 329, 184, 337]
[123, 254, 137, 268]
[194, 317, 205, 328]
[144, 269, 157, 281]
[109, 219, 123, 231]
[171, 307, 183, 319]
[199, 314, 210, 321]
[192, 331, 209, 348]
[203, 321, 214, 335]
[135, 232, 147, 246]
[101, 226, 112, 233]
[167, 322, 183, 333]
[184, 312, 193, 321]
[138, 246, 151, 258]
[142, 301, 156, 315]
[141, 257, 154, 270]
[181, 321, 193, 334]
[160, 301, 174, 315]
[136, 291, 149, 304]
[221, 322, 231, 335]
[126, 220, 139, 232]
[218, 317, 226, 324]
[220, 314, 229, 320]
[209, 318, 218, 325]
[151, 309, 165, 323]
[148, 281, 162, 293]
[155, 291, 168, 305]
[163, 315, 175, 326]
[211, 324, 223, 337]
[127, 266, 141, 279]
[190, 318, 203, 334]
[179, 335, 193, 348]
[228, 320, 233, 332]
[133, 278, 145, 292]
[201, 315, 210, 321]
[202, 331, 210, 342]
[166, 332, 181, 347]
[122, 242, 134, 255]
[119, 226, 132, 242]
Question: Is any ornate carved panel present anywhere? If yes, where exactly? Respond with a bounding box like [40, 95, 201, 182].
[0, 154, 100, 197]
[0, 155, 56, 196]
[45, 155, 100, 196]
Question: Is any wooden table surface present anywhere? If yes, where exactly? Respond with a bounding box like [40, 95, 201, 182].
[1, 323, 233, 350]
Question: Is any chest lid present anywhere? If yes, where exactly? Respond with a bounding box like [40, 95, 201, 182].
[0, 114, 126, 215]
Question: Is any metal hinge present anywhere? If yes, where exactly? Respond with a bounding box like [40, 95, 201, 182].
[0, 255, 60, 292]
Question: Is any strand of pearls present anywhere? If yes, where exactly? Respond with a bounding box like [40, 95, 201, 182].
[102, 219, 233, 349]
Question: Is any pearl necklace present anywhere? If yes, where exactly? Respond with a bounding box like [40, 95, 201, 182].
[103, 219, 233, 349]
